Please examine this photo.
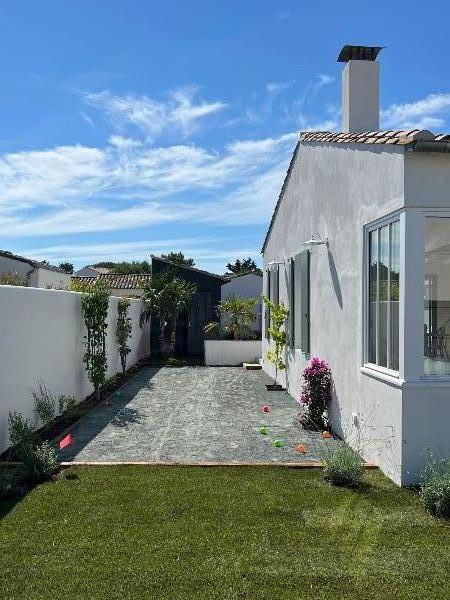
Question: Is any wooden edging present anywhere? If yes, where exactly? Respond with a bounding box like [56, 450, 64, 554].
[56, 460, 378, 469]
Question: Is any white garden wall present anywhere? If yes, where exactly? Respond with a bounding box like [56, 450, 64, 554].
[205, 340, 261, 366]
[0, 286, 150, 452]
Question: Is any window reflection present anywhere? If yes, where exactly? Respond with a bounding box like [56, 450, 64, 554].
[424, 217, 450, 375]
[367, 220, 400, 371]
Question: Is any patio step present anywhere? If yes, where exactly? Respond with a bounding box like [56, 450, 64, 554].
[243, 362, 262, 370]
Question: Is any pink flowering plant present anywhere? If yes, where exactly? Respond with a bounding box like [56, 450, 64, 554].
[299, 357, 332, 430]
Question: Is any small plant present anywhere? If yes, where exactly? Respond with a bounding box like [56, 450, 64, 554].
[81, 281, 110, 401]
[31, 442, 58, 480]
[32, 381, 56, 426]
[8, 411, 58, 481]
[299, 357, 332, 430]
[262, 295, 289, 388]
[116, 298, 132, 375]
[58, 395, 77, 419]
[321, 442, 364, 487]
[420, 458, 450, 519]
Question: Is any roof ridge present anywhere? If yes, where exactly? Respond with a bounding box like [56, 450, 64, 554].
[299, 128, 443, 145]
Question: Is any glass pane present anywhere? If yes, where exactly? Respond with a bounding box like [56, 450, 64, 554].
[379, 225, 389, 367]
[424, 217, 450, 375]
[389, 221, 400, 370]
[368, 230, 378, 363]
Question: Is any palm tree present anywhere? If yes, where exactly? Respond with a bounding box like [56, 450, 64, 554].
[141, 272, 196, 356]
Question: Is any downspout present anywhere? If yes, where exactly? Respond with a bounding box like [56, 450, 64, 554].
[25, 264, 37, 287]
[409, 141, 450, 154]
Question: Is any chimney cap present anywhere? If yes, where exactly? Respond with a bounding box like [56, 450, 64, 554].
[337, 45, 384, 63]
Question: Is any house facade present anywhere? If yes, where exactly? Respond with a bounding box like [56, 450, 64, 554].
[262, 46, 450, 485]
[0, 250, 71, 289]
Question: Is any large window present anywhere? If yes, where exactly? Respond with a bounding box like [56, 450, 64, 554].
[367, 220, 400, 371]
[424, 217, 450, 375]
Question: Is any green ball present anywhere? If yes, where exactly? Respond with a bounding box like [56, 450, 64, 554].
[259, 426, 269, 435]
[272, 439, 284, 447]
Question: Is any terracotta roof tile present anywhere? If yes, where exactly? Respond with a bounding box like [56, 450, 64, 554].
[72, 273, 152, 290]
[300, 128, 443, 145]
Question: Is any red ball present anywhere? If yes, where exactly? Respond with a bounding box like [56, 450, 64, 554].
[262, 405, 271, 413]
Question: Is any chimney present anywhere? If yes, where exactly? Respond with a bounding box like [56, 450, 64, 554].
[338, 45, 383, 133]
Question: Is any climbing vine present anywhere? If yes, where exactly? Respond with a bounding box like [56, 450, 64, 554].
[116, 298, 132, 375]
[81, 281, 110, 401]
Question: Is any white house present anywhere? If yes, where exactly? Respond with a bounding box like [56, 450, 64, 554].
[262, 45, 450, 486]
[0, 250, 71, 289]
[221, 272, 262, 333]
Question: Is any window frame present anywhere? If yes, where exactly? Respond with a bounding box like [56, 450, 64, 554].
[363, 211, 401, 378]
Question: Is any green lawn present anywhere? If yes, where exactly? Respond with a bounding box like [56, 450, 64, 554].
[1, 466, 449, 599]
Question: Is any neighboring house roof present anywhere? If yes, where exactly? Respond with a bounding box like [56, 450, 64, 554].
[299, 129, 450, 145]
[150, 255, 228, 281]
[0, 250, 67, 274]
[72, 273, 152, 289]
[224, 271, 263, 281]
[73, 265, 111, 276]
[261, 128, 450, 253]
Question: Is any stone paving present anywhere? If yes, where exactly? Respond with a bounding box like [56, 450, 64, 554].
[59, 366, 338, 463]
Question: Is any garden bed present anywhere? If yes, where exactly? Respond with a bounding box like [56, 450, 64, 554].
[0, 357, 151, 462]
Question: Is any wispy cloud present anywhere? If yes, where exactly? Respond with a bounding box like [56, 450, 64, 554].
[85, 86, 227, 140]
[266, 81, 293, 94]
[0, 131, 297, 237]
[382, 93, 450, 130]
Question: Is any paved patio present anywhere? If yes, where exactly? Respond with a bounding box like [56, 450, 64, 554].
[59, 366, 338, 463]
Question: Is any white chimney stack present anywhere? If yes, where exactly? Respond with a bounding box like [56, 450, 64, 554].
[338, 45, 383, 133]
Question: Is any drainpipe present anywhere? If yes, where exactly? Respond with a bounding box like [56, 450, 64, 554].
[410, 141, 450, 154]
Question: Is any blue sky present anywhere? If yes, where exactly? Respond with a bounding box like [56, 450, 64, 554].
[1, 0, 450, 273]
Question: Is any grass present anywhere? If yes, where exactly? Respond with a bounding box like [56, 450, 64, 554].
[1, 466, 449, 600]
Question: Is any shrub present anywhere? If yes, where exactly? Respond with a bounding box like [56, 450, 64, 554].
[421, 459, 450, 519]
[299, 357, 332, 430]
[8, 411, 58, 481]
[321, 443, 364, 487]
[0, 271, 26, 286]
[32, 381, 56, 426]
[58, 395, 77, 419]
[31, 442, 58, 480]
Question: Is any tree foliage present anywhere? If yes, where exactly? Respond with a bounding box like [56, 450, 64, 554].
[263, 295, 288, 385]
[159, 252, 195, 267]
[81, 281, 110, 400]
[59, 262, 74, 274]
[116, 298, 132, 375]
[204, 295, 258, 340]
[141, 273, 196, 356]
[225, 257, 262, 276]
[92, 261, 151, 274]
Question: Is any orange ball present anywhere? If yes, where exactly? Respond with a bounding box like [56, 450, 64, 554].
[296, 444, 307, 454]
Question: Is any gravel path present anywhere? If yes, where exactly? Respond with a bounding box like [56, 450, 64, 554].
[59, 366, 337, 463]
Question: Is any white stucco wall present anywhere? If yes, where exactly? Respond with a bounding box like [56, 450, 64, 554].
[0, 255, 71, 289]
[34, 267, 71, 289]
[263, 142, 406, 483]
[0, 255, 34, 283]
[205, 340, 261, 366]
[263, 141, 450, 485]
[0, 286, 150, 452]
